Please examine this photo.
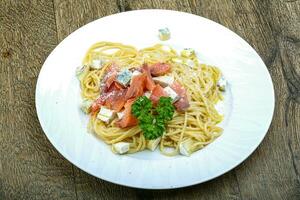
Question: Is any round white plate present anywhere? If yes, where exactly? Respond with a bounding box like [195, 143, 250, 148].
[36, 10, 274, 189]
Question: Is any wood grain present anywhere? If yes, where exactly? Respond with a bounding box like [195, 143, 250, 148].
[0, 0, 299, 199]
[0, 0, 77, 199]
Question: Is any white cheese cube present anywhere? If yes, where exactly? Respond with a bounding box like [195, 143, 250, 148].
[116, 69, 132, 86]
[217, 76, 227, 91]
[91, 59, 105, 70]
[153, 76, 174, 87]
[181, 48, 195, 58]
[112, 142, 130, 154]
[117, 111, 125, 119]
[183, 59, 195, 68]
[97, 107, 115, 123]
[158, 28, 170, 41]
[163, 86, 180, 103]
[179, 138, 194, 156]
[146, 137, 161, 151]
[80, 99, 93, 114]
[144, 91, 151, 98]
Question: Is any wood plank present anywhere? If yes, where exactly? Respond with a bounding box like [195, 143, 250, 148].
[190, 0, 300, 199]
[0, 0, 77, 199]
[54, 0, 120, 42]
[52, 1, 138, 199]
[122, 0, 192, 12]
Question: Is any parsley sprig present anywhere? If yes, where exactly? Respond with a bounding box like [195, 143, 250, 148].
[132, 96, 175, 140]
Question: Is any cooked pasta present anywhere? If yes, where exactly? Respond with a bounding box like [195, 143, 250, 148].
[77, 41, 224, 156]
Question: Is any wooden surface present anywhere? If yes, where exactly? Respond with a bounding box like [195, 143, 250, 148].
[0, 0, 299, 199]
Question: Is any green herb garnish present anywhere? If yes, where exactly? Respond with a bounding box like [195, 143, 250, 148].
[132, 96, 175, 140]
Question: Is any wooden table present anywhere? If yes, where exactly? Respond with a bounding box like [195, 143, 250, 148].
[1, 0, 299, 199]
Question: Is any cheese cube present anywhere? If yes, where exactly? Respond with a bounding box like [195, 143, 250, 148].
[179, 138, 194, 156]
[144, 91, 151, 98]
[112, 142, 130, 154]
[153, 76, 174, 87]
[97, 107, 115, 123]
[91, 59, 105, 70]
[117, 111, 125, 119]
[163, 86, 180, 103]
[146, 137, 161, 151]
[158, 28, 171, 41]
[217, 76, 227, 91]
[181, 48, 195, 58]
[116, 69, 132, 86]
[80, 99, 93, 114]
[76, 65, 88, 81]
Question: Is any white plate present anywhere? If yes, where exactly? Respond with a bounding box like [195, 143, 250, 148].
[36, 10, 275, 189]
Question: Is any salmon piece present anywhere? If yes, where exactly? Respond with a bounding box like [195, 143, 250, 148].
[101, 64, 119, 92]
[104, 89, 127, 112]
[107, 82, 124, 93]
[171, 81, 190, 112]
[149, 63, 171, 76]
[150, 84, 168, 105]
[105, 73, 117, 90]
[115, 98, 138, 128]
[91, 85, 126, 114]
[90, 96, 105, 114]
[125, 73, 146, 99]
[141, 64, 156, 91]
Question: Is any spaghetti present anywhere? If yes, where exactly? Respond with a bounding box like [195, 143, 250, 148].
[78, 42, 224, 156]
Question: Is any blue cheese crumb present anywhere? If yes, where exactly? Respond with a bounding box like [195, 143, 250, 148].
[158, 28, 171, 41]
[116, 69, 132, 86]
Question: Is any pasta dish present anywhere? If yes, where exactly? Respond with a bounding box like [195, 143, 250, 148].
[76, 41, 225, 156]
